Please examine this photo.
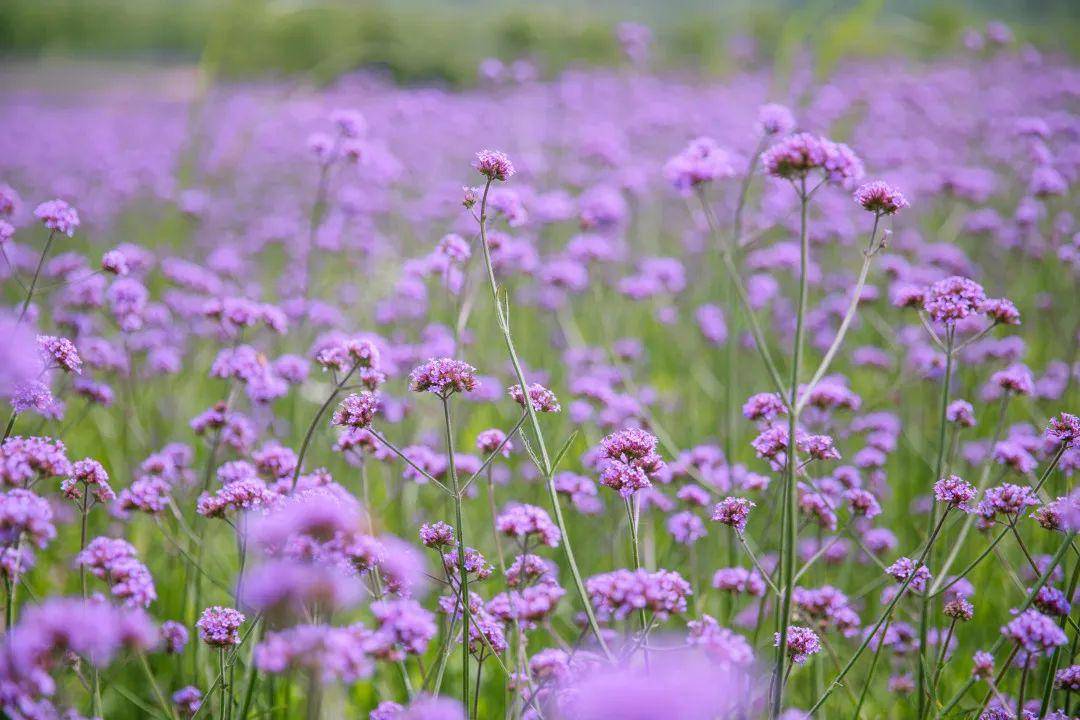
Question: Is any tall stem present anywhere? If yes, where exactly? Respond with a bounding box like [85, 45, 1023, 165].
[18, 229, 56, 322]
[442, 397, 471, 712]
[290, 362, 359, 491]
[624, 496, 650, 667]
[772, 178, 809, 718]
[474, 178, 612, 659]
[917, 328, 955, 719]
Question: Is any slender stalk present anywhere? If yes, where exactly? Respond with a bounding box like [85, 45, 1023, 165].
[772, 177, 810, 718]
[809, 510, 951, 715]
[917, 327, 955, 719]
[474, 177, 612, 659]
[219, 649, 228, 720]
[18, 229, 56, 322]
[624, 497, 650, 667]
[138, 651, 178, 720]
[442, 397, 471, 713]
[290, 363, 360, 491]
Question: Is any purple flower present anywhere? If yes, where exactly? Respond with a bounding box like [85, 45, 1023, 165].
[473, 149, 515, 182]
[775, 626, 822, 664]
[585, 567, 691, 621]
[853, 181, 909, 215]
[983, 483, 1039, 516]
[331, 392, 380, 428]
[196, 606, 245, 647]
[475, 428, 512, 456]
[666, 510, 706, 545]
[0, 488, 56, 548]
[743, 392, 787, 422]
[944, 598, 974, 621]
[946, 400, 976, 427]
[923, 276, 987, 325]
[495, 504, 561, 547]
[408, 358, 480, 397]
[366, 598, 437, 659]
[1001, 609, 1067, 656]
[972, 650, 995, 679]
[757, 103, 795, 136]
[161, 620, 189, 654]
[36, 335, 81, 374]
[61, 458, 115, 503]
[712, 567, 766, 596]
[934, 475, 978, 511]
[1045, 413, 1080, 447]
[663, 137, 735, 192]
[172, 685, 202, 717]
[885, 557, 932, 592]
[507, 382, 561, 413]
[712, 497, 755, 533]
[1055, 665, 1080, 691]
[77, 536, 157, 608]
[419, 521, 455, 548]
[596, 428, 665, 497]
[761, 133, 863, 185]
[33, 199, 80, 236]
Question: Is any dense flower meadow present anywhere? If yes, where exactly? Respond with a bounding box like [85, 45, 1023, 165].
[1, 20, 1079, 720]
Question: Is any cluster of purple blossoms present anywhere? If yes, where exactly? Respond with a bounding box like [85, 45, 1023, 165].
[775, 626, 822, 664]
[712, 496, 755, 533]
[944, 598, 975, 621]
[196, 606, 246, 647]
[1045, 412, 1080, 447]
[946, 399, 977, 427]
[0, 488, 57, 550]
[254, 624, 371, 683]
[885, 556, 932, 593]
[408, 358, 480, 397]
[757, 103, 795, 136]
[761, 133, 864, 185]
[1055, 665, 1080, 691]
[36, 335, 81, 374]
[595, 427, 665, 497]
[473, 149, 514, 182]
[980, 483, 1040, 518]
[921, 276, 988, 324]
[0, 436, 72, 487]
[332, 391, 380, 428]
[161, 620, 189, 654]
[742, 392, 787, 422]
[495, 504, 561, 547]
[33, 199, 80, 236]
[61, 458, 115, 503]
[663, 137, 735, 193]
[196, 477, 277, 518]
[585, 567, 691, 621]
[475, 428, 512, 457]
[365, 598, 437, 660]
[77, 536, 157, 607]
[419, 521, 455, 548]
[853, 180, 909, 215]
[508, 382, 561, 413]
[934, 475, 978, 511]
[712, 567, 766, 596]
[1001, 609, 1067, 656]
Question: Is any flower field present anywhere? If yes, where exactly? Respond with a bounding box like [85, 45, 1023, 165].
[1, 19, 1079, 720]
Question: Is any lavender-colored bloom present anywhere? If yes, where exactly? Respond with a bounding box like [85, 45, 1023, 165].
[34, 199, 80, 236]
[775, 626, 822, 664]
[853, 181, 909, 215]
[172, 685, 202, 717]
[0, 488, 56, 548]
[77, 536, 157, 608]
[508, 382, 561, 413]
[757, 103, 795, 136]
[972, 650, 995, 679]
[161, 620, 189, 654]
[475, 428, 512, 457]
[495, 504, 561, 547]
[666, 511, 706, 545]
[408, 358, 479, 397]
[473, 150, 514, 181]
[1045, 413, 1080, 447]
[712, 567, 766, 596]
[371, 701, 405, 720]
[586, 567, 691, 621]
[331, 392, 380, 428]
[761, 133, 863, 185]
[663, 137, 735, 192]
[934, 475, 978, 511]
[366, 598, 437, 659]
[983, 483, 1039, 516]
[61, 458, 115, 503]
[712, 497, 755, 533]
[1032, 585, 1071, 617]
[885, 557, 932, 592]
[946, 400, 976, 427]
[419, 521, 455, 548]
[1001, 609, 1067, 656]
[196, 606, 245, 647]
[944, 598, 974, 621]
[1055, 665, 1080, 691]
[0, 436, 72, 487]
[743, 392, 787, 422]
[36, 335, 81, 374]
[596, 428, 665, 497]
[923, 276, 987, 325]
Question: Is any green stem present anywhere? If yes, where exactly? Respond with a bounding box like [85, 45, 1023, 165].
[18, 229, 56, 322]
[442, 397, 470, 713]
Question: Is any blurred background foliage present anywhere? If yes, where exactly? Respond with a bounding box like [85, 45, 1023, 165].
[1, 0, 1079, 86]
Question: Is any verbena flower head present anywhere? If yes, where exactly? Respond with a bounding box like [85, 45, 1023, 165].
[0, 488, 56, 548]
[982, 483, 1039, 516]
[585, 567, 691, 621]
[173, 685, 202, 717]
[923, 276, 987, 324]
[971, 650, 995, 679]
[61, 458, 115, 503]
[419, 521, 455, 549]
[196, 606, 246, 647]
[508, 382, 561, 413]
[944, 598, 975, 621]
[161, 620, 189, 654]
[981, 297, 1021, 325]
[476, 428, 511, 456]
[331, 392, 380, 428]
[853, 181, 909, 215]
[946, 400, 976, 428]
[761, 133, 863, 185]
[742, 392, 787, 422]
[408, 358, 479, 397]
[36, 335, 81, 374]
[1055, 665, 1080, 691]
[473, 149, 515, 181]
[775, 626, 822, 664]
[663, 137, 735, 192]
[596, 428, 664, 497]
[757, 103, 795, 136]
[934, 475, 978, 511]
[1045, 413, 1080, 447]
[711, 496, 755, 533]
[1001, 609, 1067, 656]
[885, 557, 932, 592]
[33, 199, 80, 236]
[495, 504, 561, 547]
[77, 536, 157, 607]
